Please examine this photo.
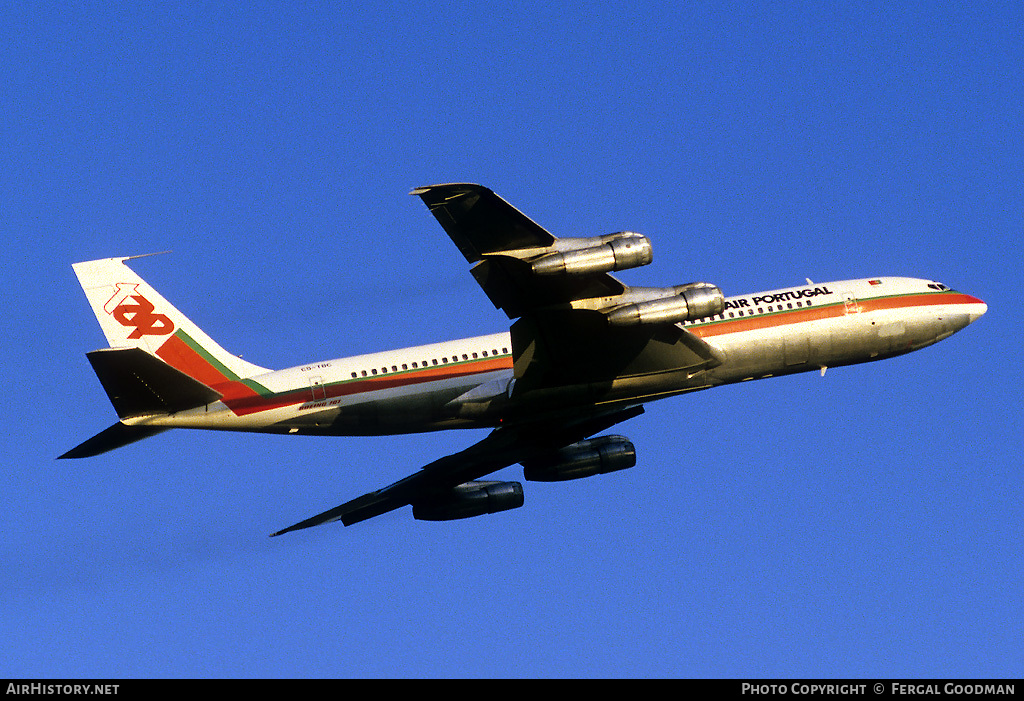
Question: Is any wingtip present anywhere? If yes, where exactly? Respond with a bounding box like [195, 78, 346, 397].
[268, 523, 303, 537]
[409, 183, 487, 197]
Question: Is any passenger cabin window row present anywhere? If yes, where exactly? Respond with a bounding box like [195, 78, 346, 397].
[683, 298, 815, 325]
[349, 347, 510, 379]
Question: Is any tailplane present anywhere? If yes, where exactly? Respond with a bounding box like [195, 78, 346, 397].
[84, 347, 223, 419]
[60, 348, 224, 459]
[59, 423, 168, 459]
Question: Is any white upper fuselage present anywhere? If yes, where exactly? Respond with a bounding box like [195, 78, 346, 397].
[132, 276, 985, 436]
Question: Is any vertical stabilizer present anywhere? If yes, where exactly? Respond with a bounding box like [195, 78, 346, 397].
[72, 256, 270, 383]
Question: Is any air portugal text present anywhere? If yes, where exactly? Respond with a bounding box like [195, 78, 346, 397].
[724, 286, 834, 310]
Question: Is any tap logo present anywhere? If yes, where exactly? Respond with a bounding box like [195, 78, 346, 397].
[104, 283, 174, 339]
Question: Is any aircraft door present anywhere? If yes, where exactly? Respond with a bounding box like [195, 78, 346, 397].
[309, 376, 326, 401]
[843, 291, 859, 315]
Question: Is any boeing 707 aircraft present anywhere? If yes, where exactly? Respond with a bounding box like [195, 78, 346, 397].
[61, 184, 987, 535]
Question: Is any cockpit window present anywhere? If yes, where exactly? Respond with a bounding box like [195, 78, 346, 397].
[927, 283, 950, 291]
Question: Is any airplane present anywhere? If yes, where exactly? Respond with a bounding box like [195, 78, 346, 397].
[60, 183, 988, 535]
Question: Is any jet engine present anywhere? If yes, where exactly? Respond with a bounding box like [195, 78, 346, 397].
[412, 480, 525, 521]
[522, 435, 636, 482]
[605, 282, 724, 327]
[531, 232, 653, 276]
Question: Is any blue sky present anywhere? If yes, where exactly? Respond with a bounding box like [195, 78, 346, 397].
[3, 1, 1020, 678]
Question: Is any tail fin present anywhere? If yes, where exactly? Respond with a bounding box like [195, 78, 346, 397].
[72, 255, 270, 385]
[63, 256, 271, 459]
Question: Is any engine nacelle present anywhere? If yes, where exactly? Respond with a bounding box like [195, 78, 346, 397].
[605, 282, 724, 327]
[531, 232, 653, 276]
[412, 480, 524, 521]
[523, 435, 636, 482]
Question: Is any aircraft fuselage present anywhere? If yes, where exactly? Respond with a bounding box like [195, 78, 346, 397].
[128, 276, 985, 437]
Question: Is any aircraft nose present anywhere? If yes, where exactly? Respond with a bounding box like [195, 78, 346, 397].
[964, 294, 987, 324]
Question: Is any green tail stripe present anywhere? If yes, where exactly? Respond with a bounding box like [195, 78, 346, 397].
[175, 329, 271, 394]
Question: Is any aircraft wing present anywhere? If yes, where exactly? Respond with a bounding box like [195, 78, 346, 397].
[410, 183, 556, 263]
[273, 184, 722, 534]
[411, 183, 627, 318]
[412, 183, 723, 392]
[270, 406, 643, 535]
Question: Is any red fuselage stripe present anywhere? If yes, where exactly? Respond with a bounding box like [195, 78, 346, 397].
[693, 292, 978, 338]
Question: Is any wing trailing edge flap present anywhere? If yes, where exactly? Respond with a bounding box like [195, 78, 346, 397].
[269, 405, 645, 536]
[507, 309, 722, 399]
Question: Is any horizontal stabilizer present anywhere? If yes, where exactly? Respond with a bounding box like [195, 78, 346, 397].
[86, 347, 222, 418]
[58, 422, 168, 459]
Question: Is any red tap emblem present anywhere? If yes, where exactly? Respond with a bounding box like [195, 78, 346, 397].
[104, 283, 175, 339]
